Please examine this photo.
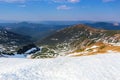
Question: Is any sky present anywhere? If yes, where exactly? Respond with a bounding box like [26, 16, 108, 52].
[0, 0, 120, 22]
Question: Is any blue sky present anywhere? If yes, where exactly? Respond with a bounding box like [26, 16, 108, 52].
[0, 0, 120, 22]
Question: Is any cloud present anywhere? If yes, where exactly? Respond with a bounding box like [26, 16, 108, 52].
[0, 0, 80, 3]
[67, 0, 80, 3]
[102, 0, 115, 2]
[18, 4, 26, 7]
[53, 0, 80, 3]
[0, 0, 26, 3]
[57, 5, 71, 10]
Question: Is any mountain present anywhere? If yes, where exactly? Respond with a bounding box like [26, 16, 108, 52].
[40, 21, 93, 25]
[0, 29, 32, 54]
[86, 22, 120, 30]
[0, 22, 70, 41]
[32, 24, 120, 58]
[1, 21, 119, 41]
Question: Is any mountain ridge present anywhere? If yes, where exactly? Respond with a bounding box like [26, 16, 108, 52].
[0, 29, 32, 54]
[32, 24, 120, 58]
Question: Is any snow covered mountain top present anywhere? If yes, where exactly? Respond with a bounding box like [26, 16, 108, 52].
[0, 53, 120, 80]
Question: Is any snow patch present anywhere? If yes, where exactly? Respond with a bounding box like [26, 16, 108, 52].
[91, 45, 99, 48]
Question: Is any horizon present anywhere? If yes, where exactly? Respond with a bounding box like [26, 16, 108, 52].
[0, 20, 120, 23]
[0, 0, 120, 22]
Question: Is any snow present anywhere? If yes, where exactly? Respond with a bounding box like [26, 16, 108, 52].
[8, 54, 25, 58]
[113, 22, 119, 26]
[0, 53, 120, 80]
[85, 45, 99, 51]
[109, 42, 120, 46]
[24, 48, 37, 54]
[91, 45, 99, 48]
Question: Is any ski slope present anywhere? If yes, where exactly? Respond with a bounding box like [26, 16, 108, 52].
[0, 53, 120, 80]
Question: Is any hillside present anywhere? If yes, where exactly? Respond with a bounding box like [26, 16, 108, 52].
[0, 29, 32, 54]
[33, 24, 120, 58]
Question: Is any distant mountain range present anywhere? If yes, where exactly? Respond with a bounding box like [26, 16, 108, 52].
[0, 22, 70, 41]
[0, 21, 120, 41]
[0, 21, 120, 58]
[86, 22, 120, 30]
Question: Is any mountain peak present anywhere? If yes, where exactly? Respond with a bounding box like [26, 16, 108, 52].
[71, 24, 100, 31]
[35, 24, 120, 58]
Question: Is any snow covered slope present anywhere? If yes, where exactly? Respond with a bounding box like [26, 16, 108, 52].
[0, 53, 120, 80]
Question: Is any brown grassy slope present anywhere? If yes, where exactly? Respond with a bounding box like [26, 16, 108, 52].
[71, 42, 120, 56]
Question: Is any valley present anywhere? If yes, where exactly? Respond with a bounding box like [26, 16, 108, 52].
[0, 0, 120, 79]
[0, 22, 120, 58]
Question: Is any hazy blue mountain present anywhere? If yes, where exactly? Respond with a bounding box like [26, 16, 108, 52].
[0, 21, 120, 42]
[40, 21, 93, 25]
[86, 22, 120, 30]
[0, 22, 70, 41]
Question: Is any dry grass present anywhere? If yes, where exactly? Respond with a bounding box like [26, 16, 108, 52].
[71, 42, 120, 57]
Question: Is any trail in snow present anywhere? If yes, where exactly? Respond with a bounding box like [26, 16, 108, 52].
[0, 53, 120, 80]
